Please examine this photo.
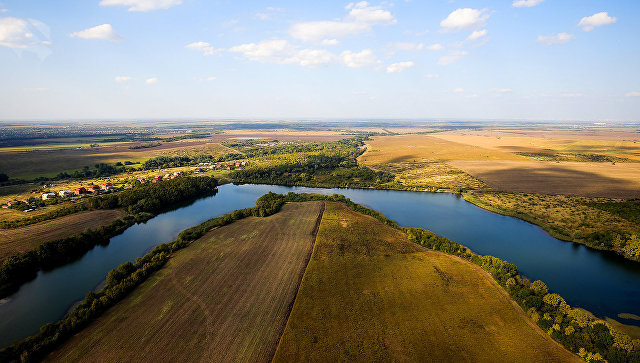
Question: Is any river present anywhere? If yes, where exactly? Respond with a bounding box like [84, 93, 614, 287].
[1, 183, 639, 347]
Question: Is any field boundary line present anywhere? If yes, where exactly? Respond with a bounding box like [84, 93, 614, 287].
[271, 201, 325, 363]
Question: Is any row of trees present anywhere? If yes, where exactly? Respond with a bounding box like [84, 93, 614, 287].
[0, 176, 219, 298]
[0, 192, 290, 362]
[4, 191, 638, 362]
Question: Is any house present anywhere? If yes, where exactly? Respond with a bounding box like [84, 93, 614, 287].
[153, 175, 162, 183]
[101, 182, 113, 190]
[241, 161, 247, 166]
[41, 192, 56, 200]
[6, 200, 19, 207]
[75, 187, 87, 195]
[234, 162, 241, 167]
[58, 190, 74, 198]
[227, 165, 233, 170]
[138, 178, 148, 184]
[88, 185, 101, 193]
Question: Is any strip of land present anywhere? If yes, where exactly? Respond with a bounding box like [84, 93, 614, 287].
[46, 201, 323, 362]
[0, 209, 126, 263]
[273, 202, 580, 362]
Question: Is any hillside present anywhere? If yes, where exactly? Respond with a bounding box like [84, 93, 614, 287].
[273, 202, 580, 362]
[46, 201, 324, 362]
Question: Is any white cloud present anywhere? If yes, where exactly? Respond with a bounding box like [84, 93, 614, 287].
[115, 76, 132, 83]
[290, 1, 396, 42]
[453, 88, 465, 93]
[491, 88, 512, 93]
[440, 8, 489, 32]
[0, 8, 7, 13]
[321, 39, 339, 46]
[206, 76, 216, 81]
[394, 42, 423, 51]
[537, 32, 574, 45]
[255, 7, 283, 20]
[626, 91, 640, 97]
[386, 61, 414, 73]
[561, 93, 583, 98]
[229, 39, 378, 69]
[145, 77, 158, 84]
[69, 24, 122, 41]
[467, 29, 487, 41]
[466, 93, 479, 98]
[340, 49, 377, 68]
[512, 0, 543, 8]
[185, 41, 215, 55]
[424, 73, 439, 79]
[0, 17, 50, 48]
[99, 0, 182, 12]
[426, 43, 444, 51]
[438, 50, 468, 65]
[578, 12, 617, 32]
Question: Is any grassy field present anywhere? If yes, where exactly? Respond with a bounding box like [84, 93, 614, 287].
[0, 209, 126, 263]
[273, 202, 579, 362]
[464, 192, 640, 243]
[360, 133, 640, 198]
[47, 201, 323, 362]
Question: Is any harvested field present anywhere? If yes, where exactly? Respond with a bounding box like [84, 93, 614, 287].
[360, 133, 640, 197]
[273, 202, 579, 362]
[450, 160, 640, 198]
[360, 134, 525, 164]
[432, 130, 640, 162]
[0, 209, 126, 263]
[47, 201, 324, 362]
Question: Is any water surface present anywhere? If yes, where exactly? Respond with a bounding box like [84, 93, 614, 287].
[1, 184, 639, 347]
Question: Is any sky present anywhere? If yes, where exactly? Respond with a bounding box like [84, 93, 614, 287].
[0, 0, 639, 121]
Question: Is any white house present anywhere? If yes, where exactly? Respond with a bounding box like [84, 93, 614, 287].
[58, 190, 74, 198]
[42, 192, 56, 200]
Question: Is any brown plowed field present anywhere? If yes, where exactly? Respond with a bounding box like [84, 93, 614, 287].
[47, 201, 324, 362]
[0, 209, 126, 263]
[273, 202, 580, 362]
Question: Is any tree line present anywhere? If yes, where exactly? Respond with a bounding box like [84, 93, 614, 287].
[2, 191, 638, 362]
[0, 192, 290, 362]
[0, 176, 218, 299]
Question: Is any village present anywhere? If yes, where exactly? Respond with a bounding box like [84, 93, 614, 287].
[0, 160, 248, 213]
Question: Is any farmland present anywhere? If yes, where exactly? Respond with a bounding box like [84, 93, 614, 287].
[359, 131, 640, 198]
[0, 209, 126, 263]
[273, 202, 579, 362]
[47, 201, 323, 362]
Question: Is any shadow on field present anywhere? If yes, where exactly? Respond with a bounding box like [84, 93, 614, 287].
[470, 166, 640, 198]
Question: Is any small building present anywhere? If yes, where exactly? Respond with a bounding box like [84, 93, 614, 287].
[59, 190, 74, 198]
[138, 178, 148, 184]
[88, 185, 101, 193]
[75, 187, 87, 195]
[101, 182, 113, 190]
[6, 200, 19, 207]
[153, 175, 162, 183]
[41, 192, 56, 200]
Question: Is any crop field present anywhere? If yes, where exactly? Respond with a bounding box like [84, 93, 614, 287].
[273, 202, 579, 362]
[449, 160, 640, 198]
[47, 201, 324, 362]
[360, 133, 640, 198]
[0, 209, 126, 262]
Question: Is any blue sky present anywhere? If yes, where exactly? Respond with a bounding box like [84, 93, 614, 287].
[0, 0, 638, 121]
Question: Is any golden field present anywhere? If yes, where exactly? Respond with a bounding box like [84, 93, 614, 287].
[273, 202, 579, 362]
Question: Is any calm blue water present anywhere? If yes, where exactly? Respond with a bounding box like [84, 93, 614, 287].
[1, 183, 639, 347]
